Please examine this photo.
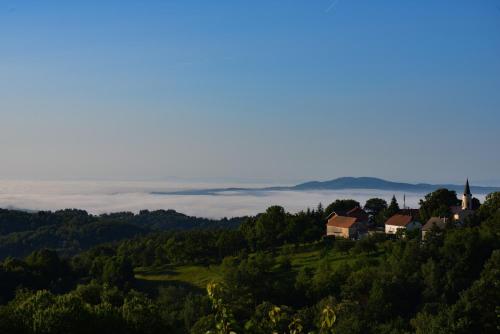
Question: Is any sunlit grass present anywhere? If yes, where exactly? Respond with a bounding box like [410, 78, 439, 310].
[135, 264, 223, 289]
[134, 244, 383, 290]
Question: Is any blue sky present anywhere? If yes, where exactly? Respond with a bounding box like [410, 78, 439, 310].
[1, 0, 499, 185]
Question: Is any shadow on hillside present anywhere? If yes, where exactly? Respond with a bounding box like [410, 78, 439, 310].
[134, 277, 204, 297]
[135, 265, 177, 276]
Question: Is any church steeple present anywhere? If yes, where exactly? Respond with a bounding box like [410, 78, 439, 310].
[462, 178, 472, 210]
[464, 178, 471, 196]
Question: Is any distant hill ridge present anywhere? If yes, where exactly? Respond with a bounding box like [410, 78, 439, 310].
[153, 177, 500, 195]
[293, 177, 495, 192]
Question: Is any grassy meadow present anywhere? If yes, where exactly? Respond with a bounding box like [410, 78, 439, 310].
[134, 242, 384, 291]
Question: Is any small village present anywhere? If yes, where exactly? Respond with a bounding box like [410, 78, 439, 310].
[2, 1, 498, 332]
[326, 179, 476, 240]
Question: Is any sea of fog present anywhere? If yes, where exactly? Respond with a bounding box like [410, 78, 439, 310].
[0, 180, 486, 218]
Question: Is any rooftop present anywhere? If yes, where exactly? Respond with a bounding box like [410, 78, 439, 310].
[385, 214, 413, 227]
[326, 215, 358, 228]
[422, 217, 447, 231]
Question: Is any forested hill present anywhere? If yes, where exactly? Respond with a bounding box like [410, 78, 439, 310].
[0, 208, 243, 259]
[0, 190, 499, 333]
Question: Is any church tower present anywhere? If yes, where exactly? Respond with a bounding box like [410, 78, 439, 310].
[461, 179, 472, 210]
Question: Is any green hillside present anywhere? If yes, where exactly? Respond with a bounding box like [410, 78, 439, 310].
[134, 244, 383, 290]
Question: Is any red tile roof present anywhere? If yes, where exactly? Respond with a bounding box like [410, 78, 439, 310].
[346, 207, 369, 221]
[385, 214, 413, 227]
[326, 215, 358, 228]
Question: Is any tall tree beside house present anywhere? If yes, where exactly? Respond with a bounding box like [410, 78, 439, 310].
[364, 198, 388, 216]
[253, 206, 288, 249]
[324, 199, 360, 218]
[372, 196, 400, 226]
[317, 203, 324, 217]
[419, 188, 460, 222]
[387, 195, 400, 215]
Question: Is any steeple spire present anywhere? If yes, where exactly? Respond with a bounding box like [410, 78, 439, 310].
[461, 178, 472, 210]
[464, 178, 471, 195]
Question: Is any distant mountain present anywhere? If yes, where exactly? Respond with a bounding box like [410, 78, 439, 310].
[153, 177, 500, 196]
[292, 177, 499, 193]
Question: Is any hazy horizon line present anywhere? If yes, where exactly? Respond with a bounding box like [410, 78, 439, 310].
[1, 176, 499, 187]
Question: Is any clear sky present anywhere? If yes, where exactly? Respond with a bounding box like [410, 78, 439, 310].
[1, 0, 499, 185]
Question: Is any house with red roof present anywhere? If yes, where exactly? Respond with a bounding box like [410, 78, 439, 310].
[326, 214, 367, 239]
[384, 214, 421, 234]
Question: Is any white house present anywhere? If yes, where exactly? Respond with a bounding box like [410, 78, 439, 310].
[385, 214, 421, 234]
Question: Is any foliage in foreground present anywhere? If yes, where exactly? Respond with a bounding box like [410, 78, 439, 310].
[0, 191, 499, 333]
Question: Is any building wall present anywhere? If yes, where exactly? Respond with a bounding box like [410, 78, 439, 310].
[385, 221, 421, 234]
[454, 210, 474, 222]
[422, 227, 437, 240]
[462, 194, 472, 210]
[385, 224, 405, 234]
[326, 226, 351, 238]
[407, 221, 422, 231]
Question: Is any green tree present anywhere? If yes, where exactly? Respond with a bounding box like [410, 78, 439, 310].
[412, 250, 500, 334]
[206, 282, 238, 334]
[479, 192, 500, 219]
[122, 292, 163, 334]
[387, 195, 400, 216]
[215, 230, 247, 259]
[102, 256, 134, 288]
[325, 200, 360, 217]
[9, 290, 91, 334]
[419, 188, 459, 222]
[445, 249, 500, 333]
[439, 227, 495, 303]
[364, 198, 388, 216]
[351, 236, 378, 255]
[376, 196, 400, 225]
[183, 293, 210, 332]
[254, 206, 288, 249]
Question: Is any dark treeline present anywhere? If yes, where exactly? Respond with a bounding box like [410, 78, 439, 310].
[0, 209, 243, 259]
[0, 190, 499, 333]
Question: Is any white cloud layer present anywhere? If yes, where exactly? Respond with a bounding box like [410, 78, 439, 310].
[0, 180, 486, 219]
